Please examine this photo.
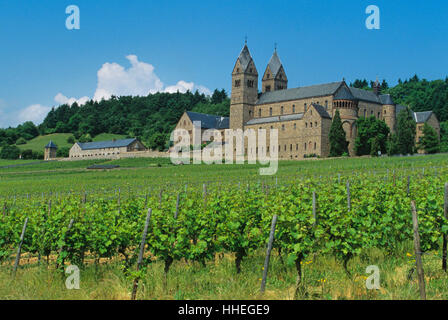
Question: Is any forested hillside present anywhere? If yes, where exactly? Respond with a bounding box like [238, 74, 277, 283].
[0, 89, 229, 157]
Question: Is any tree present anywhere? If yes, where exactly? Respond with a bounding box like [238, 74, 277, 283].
[16, 137, 27, 145]
[329, 110, 349, 157]
[0, 145, 21, 159]
[57, 147, 71, 158]
[350, 79, 369, 89]
[354, 116, 390, 156]
[418, 123, 440, 154]
[21, 149, 34, 160]
[67, 136, 75, 144]
[387, 134, 400, 156]
[390, 108, 416, 155]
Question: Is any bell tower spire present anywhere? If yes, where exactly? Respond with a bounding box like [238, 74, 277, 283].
[230, 42, 258, 130]
[262, 47, 287, 93]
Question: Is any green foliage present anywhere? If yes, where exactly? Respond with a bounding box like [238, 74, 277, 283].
[78, 134, 92, 143]
[16, 137, 27, 145]
[418, 123, 440, 154]
[440, 121, 448, 152]
[329, 110, 349, 157]
[67, 136, 75, 144]
[355, 116, 390, 156]
[57, 147, 71, 158]
[386, 76, 448, 122]
[0, 145, 21, 159]
[389, 108, 416, 155]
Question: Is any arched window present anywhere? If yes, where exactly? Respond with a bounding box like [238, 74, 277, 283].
[258, 109, 262, 117]
[281, 106, 284, 115]
[269, 107, 273, 116]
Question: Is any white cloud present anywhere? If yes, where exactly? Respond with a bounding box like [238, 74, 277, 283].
[54, 93, 90, 106]
[92, 55, 211, 100]
[4, 55, 211, 127]
[17, 104, 52, 125]
[93, 55, 164, 101]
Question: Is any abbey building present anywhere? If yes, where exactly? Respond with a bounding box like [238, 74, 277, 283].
[175, 44, 440, 159]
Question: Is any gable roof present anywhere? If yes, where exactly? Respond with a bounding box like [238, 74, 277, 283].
[237, 44, 253, 72]
[77, 138, 137, 151]
[257, 81, 343, 105]
[186, 111, 229, 129]
[311, 104, 332, 119]
[413, 111, 433, 123]
[45, 140, 57, 149]
[267, 51, 283, 77]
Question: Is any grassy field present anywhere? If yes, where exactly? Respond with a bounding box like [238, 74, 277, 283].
[1, 154, 448, 300]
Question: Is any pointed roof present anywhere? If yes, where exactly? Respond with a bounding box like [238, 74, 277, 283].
[45, 140, 57, 149]
[237, 44, 253, 72]
[267, 50, 283, 77]
[334, 85, 355, 100]
[413, 111, 434, 123]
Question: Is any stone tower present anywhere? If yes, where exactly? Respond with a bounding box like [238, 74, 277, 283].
[332, 83, 359, 155]
[381, 94, 396, 133]
[230, 43, 258, 130]
[44, 140, 58, 160]
[262, 49, 288, 93]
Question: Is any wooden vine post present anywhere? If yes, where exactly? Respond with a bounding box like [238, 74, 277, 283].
[260, 214, 278, 294]
[175, 193, 180, 219]
[13, 217, 29, 275]
[407, 176, 410, 196]
[411, 201, 426, 300]
[346, 181, 351, 212]
[131, 208, 152, 300]
[443, 183, 448, 272]
[312, 191, 317, 227]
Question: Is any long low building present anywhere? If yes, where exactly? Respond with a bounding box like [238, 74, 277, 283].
[69, 138, 147, 159]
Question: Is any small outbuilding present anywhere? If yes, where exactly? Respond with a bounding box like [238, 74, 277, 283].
[44, 140, 58, 160]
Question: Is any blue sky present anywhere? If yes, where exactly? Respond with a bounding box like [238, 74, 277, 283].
[0, 0, 447, 128]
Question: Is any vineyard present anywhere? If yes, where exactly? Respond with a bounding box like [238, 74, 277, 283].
[1, 155, 448, 299]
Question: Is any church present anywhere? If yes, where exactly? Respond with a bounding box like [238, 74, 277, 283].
[175, 43, 440, 159]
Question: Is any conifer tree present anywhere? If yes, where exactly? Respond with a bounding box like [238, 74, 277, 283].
[418, 122, 440, 154]
[329, 110, 349, 157]
[395, 108, 416, 155]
